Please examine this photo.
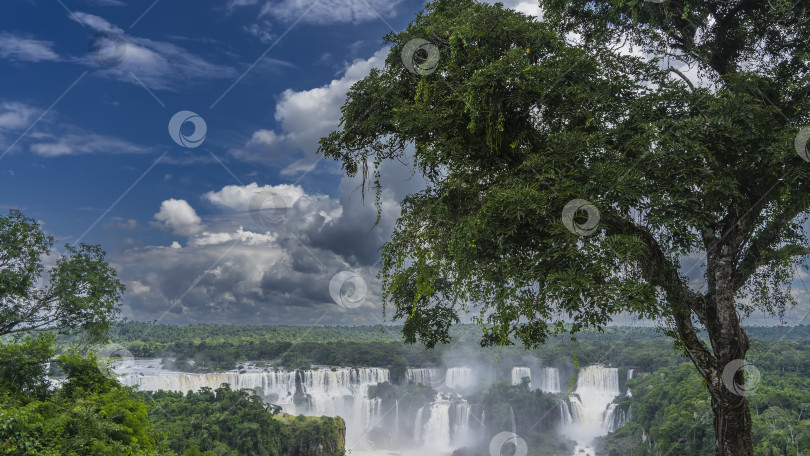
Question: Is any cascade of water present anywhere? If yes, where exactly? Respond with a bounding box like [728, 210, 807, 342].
[602, 403, 631, 433]
[561, 365, 621, 449]
[626, 368, 635, 397]
[451, 401, 472, 445]
[509, 406, 517, 436]
[539, 367, 561, 393]
[422, 401, 452, 450]
[558, 400, 574, 425]
[576, 366, 620, 395]
[602, 404, 619, 432]
[567, 395, 584, 423]
[511, 367, 532, 387]
[395, 399, 399, 435]
[407, 368, 439, 385]
[617, 406, 627, 429]
[445, 367, 473, 389]
[414, 406, 426, 442]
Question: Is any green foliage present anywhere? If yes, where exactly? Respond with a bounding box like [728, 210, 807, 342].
[137, 386, 346, 456]
[318, 0, 667, 348]
[0, 351, 167, 456]
[0, 334, 55, 400]
[56, 350, 122, 398]
[598, 363, 810, 455]
[0, 209, 125, 343]
[602, 363, 715, 455]
[277, 414, 346, 456]
[137, 386, 285, 456]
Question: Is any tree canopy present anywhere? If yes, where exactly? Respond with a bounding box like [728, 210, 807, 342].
[0, 209, 125, 342]
[318, 1, 810, 454]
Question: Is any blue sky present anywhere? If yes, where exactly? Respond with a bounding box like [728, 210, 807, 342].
[0, 0, 451, 325]
[0, 0, 806, 328]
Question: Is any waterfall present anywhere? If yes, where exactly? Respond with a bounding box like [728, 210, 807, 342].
[538, 367, 561, 393]
[117, 360, 631, 455]
[421, 401, 452, 450]
[576, 366, 620, 396]
[560, 365, 621, 449]
[414, 394, 472, 450]
[445, 367, 473, 389]
[567, 395, 584, 423]
[511, 367, 532, 387]
[602, 404, 629, 432]
[558, 400, 574, 425]
[451, 401, 472, 445]
[509, 406, 517, 435]
[414, 406, 426, 441]
[602, 404, 619, 432]
[626, 368, 634, 397]
[407, 368, 439, 386]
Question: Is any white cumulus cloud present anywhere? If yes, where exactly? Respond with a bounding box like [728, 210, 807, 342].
[229, 47, 389, 172]
[204, 182, 305, 212]
[153, 199, 205, 236]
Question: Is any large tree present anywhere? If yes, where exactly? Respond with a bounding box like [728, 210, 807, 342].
[0, 209, 125, 342]
[318, 1, 810, 454]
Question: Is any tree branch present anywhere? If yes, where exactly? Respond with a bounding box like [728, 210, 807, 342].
[668, 67, 695, 91]
[735, 203, 810, 290]
[614, 218, 715, 361]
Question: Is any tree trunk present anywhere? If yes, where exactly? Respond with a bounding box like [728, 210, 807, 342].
[704, 241, 754, 455]
[710, 383, 755, 456]
[681, 243, 756, 456]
